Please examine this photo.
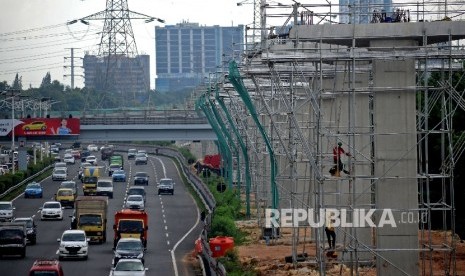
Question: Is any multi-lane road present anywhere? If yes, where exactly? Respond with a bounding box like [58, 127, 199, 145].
[1, 148, 203, 276]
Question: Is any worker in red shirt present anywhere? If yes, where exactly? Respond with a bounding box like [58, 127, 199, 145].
[333, 142, 351, 175]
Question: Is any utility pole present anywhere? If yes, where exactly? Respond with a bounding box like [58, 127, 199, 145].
[64, 48, 82, 90]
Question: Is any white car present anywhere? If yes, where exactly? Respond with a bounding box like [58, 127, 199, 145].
[125, 195, 145, 210]
[57, 229, 89, 260]
[52, 168, 67, 181]
[111, 259, 147, 276]
[63, 153, 75, 164]
[87, 144, 98, 152]
[40, 201, 64, 220]
[0, 201, 15, 222]
[86, 155, 97, 165]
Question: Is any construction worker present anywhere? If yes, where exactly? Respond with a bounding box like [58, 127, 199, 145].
[332, 142, 351, 175]
[325, 212, 336, 257]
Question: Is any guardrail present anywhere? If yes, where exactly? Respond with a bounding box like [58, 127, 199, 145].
[114, 143, 224, 276]
[0, 165, 52, 199]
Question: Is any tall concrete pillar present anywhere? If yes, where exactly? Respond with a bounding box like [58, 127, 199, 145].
[372, 40, 419, 276]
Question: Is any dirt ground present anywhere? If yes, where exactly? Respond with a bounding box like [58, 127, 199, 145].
[235, 220, 465, 276]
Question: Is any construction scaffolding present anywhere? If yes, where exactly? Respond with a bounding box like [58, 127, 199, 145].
[196, 1, 465, 275]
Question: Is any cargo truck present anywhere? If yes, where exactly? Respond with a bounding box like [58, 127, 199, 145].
[82, 166, 100, 196]
[113, 209, 148, 248]
[0, 221, 27, 258]
[73, 196, 108, 243]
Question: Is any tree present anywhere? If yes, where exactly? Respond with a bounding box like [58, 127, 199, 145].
[40, 72, 52, 88]
[11, 73, 22, 90]
[0, 81, 8, 91]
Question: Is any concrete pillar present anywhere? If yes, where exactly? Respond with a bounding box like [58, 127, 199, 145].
[372, 40, 419, 276]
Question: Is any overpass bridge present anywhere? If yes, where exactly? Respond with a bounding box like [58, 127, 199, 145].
[0, 114, 216, 143]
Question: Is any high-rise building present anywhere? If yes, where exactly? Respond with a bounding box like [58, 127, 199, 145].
[155, 23, 244, 93]
[339, 0, 392, 24]
[83, 54, 150, 93]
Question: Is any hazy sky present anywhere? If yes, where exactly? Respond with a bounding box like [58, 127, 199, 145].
[0, 0, 257, 89]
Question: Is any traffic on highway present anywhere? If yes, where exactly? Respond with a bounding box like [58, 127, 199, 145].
[0, 144, 201, 276]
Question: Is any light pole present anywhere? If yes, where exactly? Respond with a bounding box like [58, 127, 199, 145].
[1, 89, 21, 174]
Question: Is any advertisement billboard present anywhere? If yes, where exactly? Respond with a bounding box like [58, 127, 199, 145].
[0, 118, 80, 137]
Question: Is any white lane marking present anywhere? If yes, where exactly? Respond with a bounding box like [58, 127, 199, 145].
[164, 219, 166, 224]
[170, 205, 200, 276]
[154, 156, 167, 178]
[165, 226, 168, 231]
[167, 241, 170, 246]
[166, 233, 169, 238]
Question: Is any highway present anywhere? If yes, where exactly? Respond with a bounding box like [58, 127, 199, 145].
[0, 148, 203, 276]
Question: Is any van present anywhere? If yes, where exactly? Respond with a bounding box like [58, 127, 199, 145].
[55, 188, 75, 208]
[96, 178, 114, 199]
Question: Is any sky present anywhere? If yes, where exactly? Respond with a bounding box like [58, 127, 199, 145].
[0, 0, 257, 89]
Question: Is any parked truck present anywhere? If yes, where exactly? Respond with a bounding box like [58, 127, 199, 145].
[82, 166, 100, 196]
[73, 196, 108, 243]
[0, 221, 27, 258]
[113, 209, 148, 248]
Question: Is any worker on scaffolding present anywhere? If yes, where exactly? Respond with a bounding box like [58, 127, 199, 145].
[325, 211, 337, 257]
[331, 142, 351, 176]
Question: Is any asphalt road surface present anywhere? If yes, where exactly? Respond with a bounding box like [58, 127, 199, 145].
[1, 148, 203, 276]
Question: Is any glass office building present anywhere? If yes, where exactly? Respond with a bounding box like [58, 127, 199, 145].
[155, 23, 244, 93]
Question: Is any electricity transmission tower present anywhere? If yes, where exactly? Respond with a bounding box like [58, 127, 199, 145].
[70, 0, 164, 99]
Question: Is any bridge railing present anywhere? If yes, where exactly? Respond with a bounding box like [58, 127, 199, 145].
[80, 116, 208, 125]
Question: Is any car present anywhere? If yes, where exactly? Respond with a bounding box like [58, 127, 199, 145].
[157, 178, 174, 195]
[134, 153, 148, 165]
[24, 182, 43, 198]
[60, 181, 78, 197]
[52, 168, 67, 181]
[109, 163, 122, 176]
[112, 170, 127, 182]
[86, 155, 97, 165]
[0, 164, 9, 174]
[50, 145, 59, 153]
[111, 258, 147, 276]
[54, 162, 67, 169]
[127, 149, 137, 159]
[40, 201, 64, 220]
[80, 149, 91, 162]
[96, 178, 114, 198]
[57, 229, 89, 260]
[133, 172, 149, 186]
[127, 186, 146, 203]
[125, 195, 145, 210]
[0, 201, 15, 221]
[113, 238, 145, 267]
[22, 121, 47, 131]
[29, 259, 64, 276]
[63, 153, 75, 164]
[87, 144, 98, 152]
[71, 150, 81, 159]
[14, 217, 37, 245]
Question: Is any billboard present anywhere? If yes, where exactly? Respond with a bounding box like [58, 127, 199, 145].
[0, 118, 80, 137]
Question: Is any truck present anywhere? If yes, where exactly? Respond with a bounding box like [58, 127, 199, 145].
[82, 166, 101, 196]
[109, 154, 124, 168]
[73, 196, 108, 243]
[113, 209, 148, 249]
[0, 221, 27, 258]
[101, 146, 114, 161]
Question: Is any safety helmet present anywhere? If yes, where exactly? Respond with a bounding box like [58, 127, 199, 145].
[338, 142, 342, 146]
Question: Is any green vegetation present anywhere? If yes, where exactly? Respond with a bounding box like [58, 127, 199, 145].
[200, 173, 252, 275]
[0, 156, 54, 200]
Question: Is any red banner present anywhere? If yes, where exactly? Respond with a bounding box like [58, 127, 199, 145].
[12, 118, 80, 136]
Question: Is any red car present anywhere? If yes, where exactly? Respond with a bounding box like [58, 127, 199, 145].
[71, 150, 81, 159]
[29, 259, 64, 276]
